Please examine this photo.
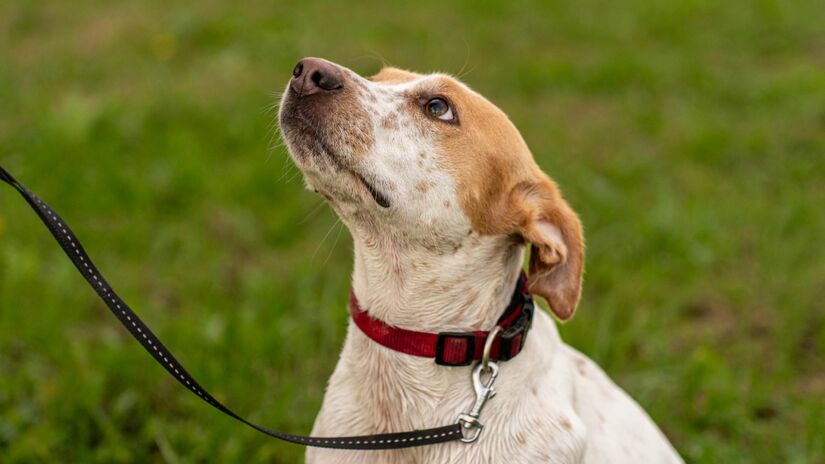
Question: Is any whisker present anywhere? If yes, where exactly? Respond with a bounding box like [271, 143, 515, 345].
[354, 50, 393, 70]
[283, 166, 303, 184]
[322, 219, 345, 266]
[299, 199, 327, 225]
[312, 217, 342, 261]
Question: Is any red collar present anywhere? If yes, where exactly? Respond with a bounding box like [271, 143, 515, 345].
[348, 274, 535, 366]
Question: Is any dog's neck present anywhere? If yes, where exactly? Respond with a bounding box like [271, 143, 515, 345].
[320, 229, 560, 440]
[350, 231, 525, 332]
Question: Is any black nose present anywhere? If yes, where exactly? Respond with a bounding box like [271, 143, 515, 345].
[290, 57, 344, 96]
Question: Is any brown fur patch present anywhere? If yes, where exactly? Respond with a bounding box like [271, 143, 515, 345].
[422, 75, 585, 320]
[370, 67, 423, 84]
[575, 356, 588, 376]
[561, 418, 573, 430]
[381, 115, 399, 130]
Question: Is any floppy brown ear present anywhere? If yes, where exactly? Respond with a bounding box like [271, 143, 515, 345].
[510, 180, 584, 321]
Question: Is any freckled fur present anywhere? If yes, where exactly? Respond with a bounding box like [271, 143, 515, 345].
[279, 59, 683, 464]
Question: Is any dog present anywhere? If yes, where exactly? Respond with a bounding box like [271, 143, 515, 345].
[279, 57, 683, 464]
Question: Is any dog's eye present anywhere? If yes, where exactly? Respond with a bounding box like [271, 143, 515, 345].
[424, 97, 455, 121]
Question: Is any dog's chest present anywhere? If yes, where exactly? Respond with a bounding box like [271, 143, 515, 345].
[306, 315, 588, 464]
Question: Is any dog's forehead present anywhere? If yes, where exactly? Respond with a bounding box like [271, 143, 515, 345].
[366, 68, 470, 100]
[369, 67, 423, 84]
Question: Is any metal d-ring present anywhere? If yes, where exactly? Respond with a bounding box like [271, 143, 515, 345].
[482, 325, 503, 371]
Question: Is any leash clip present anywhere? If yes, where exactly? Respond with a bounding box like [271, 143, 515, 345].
[457, 360, 499, 443]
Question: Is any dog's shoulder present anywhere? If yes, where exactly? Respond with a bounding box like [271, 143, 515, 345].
[560, 345, 684, 464]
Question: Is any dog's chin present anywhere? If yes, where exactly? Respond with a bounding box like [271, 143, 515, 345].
[282, 139, 391, 210]
[281, 119, 390, 210]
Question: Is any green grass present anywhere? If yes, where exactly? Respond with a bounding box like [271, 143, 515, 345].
[1, 0, 824, 462]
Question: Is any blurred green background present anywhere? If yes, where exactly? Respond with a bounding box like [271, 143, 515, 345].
[1, 0, 824, 462]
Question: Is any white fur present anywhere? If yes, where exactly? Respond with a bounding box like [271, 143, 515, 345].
[279, 59, 683, 463]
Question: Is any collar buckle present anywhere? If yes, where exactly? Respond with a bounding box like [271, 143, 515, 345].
[496, 297, 534, 361]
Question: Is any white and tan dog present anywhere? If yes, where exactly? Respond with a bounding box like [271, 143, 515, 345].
[279, 57, 683, 464]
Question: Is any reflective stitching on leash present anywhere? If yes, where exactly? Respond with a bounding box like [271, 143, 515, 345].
[3, 166, 470, 450]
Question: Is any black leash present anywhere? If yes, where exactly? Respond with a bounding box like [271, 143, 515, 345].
[0, 164, 464, 450]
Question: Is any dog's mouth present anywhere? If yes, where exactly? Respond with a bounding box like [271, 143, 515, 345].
[352, 171, 390, 208]
[282, 104, 390, 209]
[330, 154, 390, 209]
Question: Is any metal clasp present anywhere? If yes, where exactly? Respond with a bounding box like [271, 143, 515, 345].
[457, 361, 500, 443]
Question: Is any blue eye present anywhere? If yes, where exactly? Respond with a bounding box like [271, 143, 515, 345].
[425, 98, 455, 121]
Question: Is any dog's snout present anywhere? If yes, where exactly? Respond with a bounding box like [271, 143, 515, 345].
[290, 58, 344, 96]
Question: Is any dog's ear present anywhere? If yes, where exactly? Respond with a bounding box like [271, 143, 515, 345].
[508, 180, 584, 321]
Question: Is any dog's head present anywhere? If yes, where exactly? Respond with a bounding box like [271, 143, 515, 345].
[279, 58, 584, 320]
